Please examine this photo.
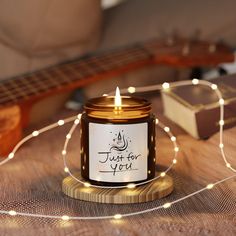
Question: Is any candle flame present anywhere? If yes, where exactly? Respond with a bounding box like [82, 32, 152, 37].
[115, 87, 122, 108]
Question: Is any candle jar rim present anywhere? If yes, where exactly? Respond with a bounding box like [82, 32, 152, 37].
[84, 96, 151, 119]
[84, 96, 150, 109]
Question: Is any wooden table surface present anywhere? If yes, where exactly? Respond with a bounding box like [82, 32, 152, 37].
[0, 96, 235, 236]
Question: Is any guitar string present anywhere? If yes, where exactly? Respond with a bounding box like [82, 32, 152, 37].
[0, 79, 235, 221]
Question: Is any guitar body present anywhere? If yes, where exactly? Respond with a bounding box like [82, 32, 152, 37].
[0, 38, 234, 157]
[0, 105, 22, 157]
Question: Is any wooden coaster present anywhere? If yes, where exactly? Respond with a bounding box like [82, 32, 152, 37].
[62, 171, 173, 204]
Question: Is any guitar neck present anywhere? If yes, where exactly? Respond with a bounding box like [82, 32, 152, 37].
[0, 45, 152, 107]
[0, 39, 234, 107]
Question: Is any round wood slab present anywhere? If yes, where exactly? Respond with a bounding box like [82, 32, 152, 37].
[62, 171, 173, 204]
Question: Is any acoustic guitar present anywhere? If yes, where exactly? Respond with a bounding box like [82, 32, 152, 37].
[0, 38, 234, 157]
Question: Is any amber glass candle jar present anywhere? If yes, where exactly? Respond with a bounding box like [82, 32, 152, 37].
[80, 92, 156, 186]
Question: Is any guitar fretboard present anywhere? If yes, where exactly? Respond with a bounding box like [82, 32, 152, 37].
[0, 38, 234, 107]
[0, 45, 152, 106]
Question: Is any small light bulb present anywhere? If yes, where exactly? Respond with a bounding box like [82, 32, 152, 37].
[64, 167, 69, 173]
[8, 210, 17, 216]
[114, 214, 122, 219]
[173, 159, 177, 164]
[62, 215, 70, 221]
[219, 99, 224, 105]
[8, 152, 14, 159]
[171, 136, 176, 142]
[127, 86, 136, 94]
[103, 94, 108, 96]
[192, 79, 199, 85]
[127, 183, 136, 189]
[206, 183, 214, 189]
[164, 127, 170, 132]
[32, 130, 39, 137]
[162, 82, 170, 90]
[219, 120, 224, 126]
[77, 114, 82, 119]
[226, 163, 231, 168]
[74, 119, 80, 125]
[219, 143, 224, 149]
[163, 202, 171, 208]
[211, 84, 218, 90]
[84, 182, 91, 187]
[62, 150, 67, 155]
[66, 134, 71, 139]
[58, 120, 65, 126]
[160, 172, 166, 177]
[155, 119, 159, 124]
[174, 147, 179, 152]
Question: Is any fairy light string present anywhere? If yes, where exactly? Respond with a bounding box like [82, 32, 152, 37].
[0, 79, 235, 221]
[62, 115, 179, 189]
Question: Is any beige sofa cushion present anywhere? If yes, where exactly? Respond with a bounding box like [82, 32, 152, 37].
[0, 0, 102, 80]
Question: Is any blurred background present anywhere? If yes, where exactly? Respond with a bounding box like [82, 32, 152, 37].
[1, 0, 236, 122]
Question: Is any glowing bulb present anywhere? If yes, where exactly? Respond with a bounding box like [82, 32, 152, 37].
[174, 147, 179, 152]
[226, 163, 231, 168]
[155, 118, 159, 124]
[66, 134, 71, 139]
[114, 214, 122, 219]
[74, 119, 80, 125]
[173, 159, 177, 164]
[160, 172, 166, 177]
[219, 143, 224, 149]
[62, 150, 67, 155]
[128, 86, 136, 94]
[171, 136, 176, 142]
[219, 99, 224, 105]
[219, 120, 224, 126]
[8, 210, 17, 216]
[206, 183, 214, 189]
[211, 84, 218, 90]
[62, 215, 70, 221]
[58, 120, 65, 126]
[103, 94, 108, 96]
[163, 203, 171, 208]
[192, 79, 199, 85]
[64, 167, 69, 173]
[127, 183, 136, 189]
[164, 127, 170, 132]
[8, 152, 14, 159]
[162, 82, 170, 90]
[32, 131, 39, 136]
[84, 182, 91, 187]
[77, 114, 82, 119]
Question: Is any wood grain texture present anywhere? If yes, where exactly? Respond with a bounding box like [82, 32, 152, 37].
[62, 172, 173, 204]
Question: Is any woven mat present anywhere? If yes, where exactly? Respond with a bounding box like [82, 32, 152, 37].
[0, 97, 235, 236]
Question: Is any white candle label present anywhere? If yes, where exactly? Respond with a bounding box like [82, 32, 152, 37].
[89, 122, 148, 182]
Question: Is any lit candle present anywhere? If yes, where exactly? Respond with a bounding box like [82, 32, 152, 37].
[80, 87, 156, 186]
[114, 86, 122, 110]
